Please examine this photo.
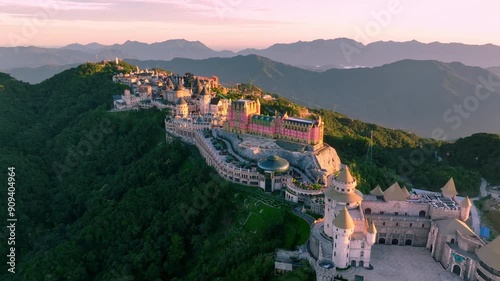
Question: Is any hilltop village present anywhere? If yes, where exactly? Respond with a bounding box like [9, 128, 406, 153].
[112, 69, 500, 281]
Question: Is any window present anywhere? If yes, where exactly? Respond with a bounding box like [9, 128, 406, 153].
[365, 208, 372, 215]
[396, 223, 399, 226]
[383, 222, 386, 226]
[342, 189, 345, 192]
[422, 224, 425, 228]
[419, 210, 426, 217]
[346, 203, 350, 206]
[360, 251, 364, 257]
[395, 212, 398, 216]
[334, 251, 336, 256]
[361, 242, 365, 248]
[335, 235, 337, 239]
[380, 211, 385, 215]
[410, 223, 413, 227]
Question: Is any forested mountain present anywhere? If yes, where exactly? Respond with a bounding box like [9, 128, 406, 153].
[0, 64, 313, 281]
[0, 63, 497, 280]
[130, 56, 500, 139]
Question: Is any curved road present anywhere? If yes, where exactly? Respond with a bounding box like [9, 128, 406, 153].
[292, 206, 316, 225]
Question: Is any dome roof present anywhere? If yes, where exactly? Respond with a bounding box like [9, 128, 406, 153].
[257, 155, 289, 173]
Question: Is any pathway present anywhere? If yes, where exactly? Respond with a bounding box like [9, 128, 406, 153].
[291, 206, 315, 225]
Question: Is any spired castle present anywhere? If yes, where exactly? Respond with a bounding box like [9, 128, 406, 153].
[311, 167, 500, 281]
[112, 71, 499, 281]
[225, 99, 324, 146]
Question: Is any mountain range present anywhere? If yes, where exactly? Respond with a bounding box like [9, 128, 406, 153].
[3, 38, 500, 73]
[127, 55, 500, 139]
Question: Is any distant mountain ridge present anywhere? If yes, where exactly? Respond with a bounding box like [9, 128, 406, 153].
[3, 38, 500, 72]
[126, 55, 500, 139]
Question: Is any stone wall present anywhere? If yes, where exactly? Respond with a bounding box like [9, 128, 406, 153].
[218, 130, 341, 182]
[362, 200, 431, 217]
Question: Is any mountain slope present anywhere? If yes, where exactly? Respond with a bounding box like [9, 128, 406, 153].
[5, 64, 80, 84]
[129, 56, 500, 139]
[0, 40, 234, 70]
[238, 39, 500, 68]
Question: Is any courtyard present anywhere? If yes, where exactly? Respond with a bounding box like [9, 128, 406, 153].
[353, 245, 462, 281]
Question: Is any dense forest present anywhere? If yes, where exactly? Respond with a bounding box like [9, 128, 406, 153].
[0, 62, 497, 280]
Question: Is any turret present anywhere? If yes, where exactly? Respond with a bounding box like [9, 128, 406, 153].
[176, 98, 188, 118]
[366, 221, 377, 246]
[200, 86, 211, 114]
[332, 207, 355, 269]
[441, 178, 458, 199]
[333, 166, 357, 195]
[460, 196, 472, 221]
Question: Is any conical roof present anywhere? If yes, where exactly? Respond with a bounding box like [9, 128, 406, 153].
[477, 236, 500, 271]
[174, 80, 185, 91]
[166, 78, 174, 88]
[367, 221, 377, 234]
[333, 207, 355, 229]
[200, 86, 209, 96]
[401, 186, 411, 198]
[441, 178, 458, 198]
[335, 166, 355, 184]
[195, 79, 203, 94]
[461, 196, 472, 208]
[176, 97, 187, 105]
[370, 185, 384, 196]
[383, 182, 407, 201]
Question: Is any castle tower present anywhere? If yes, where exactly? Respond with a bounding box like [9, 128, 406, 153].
[256, 98, 261, 114]
[332, 207, 355, 269]
[323, 166, 363, 238]
[176, 98, 188, 118]
[366, 221, 377, 246]
[124, 89, 131, 105]
[200, 86, 211, 114]
[332, 166, 358, 201]
[460, 196, 472, 221]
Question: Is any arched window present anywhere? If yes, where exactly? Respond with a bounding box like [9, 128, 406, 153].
[451, 238, 455, 244]
[365, 208, 372, 215]
[360, 251, 364, 257]
[410, 223, 413, 227]
[419, 210, 426, 217]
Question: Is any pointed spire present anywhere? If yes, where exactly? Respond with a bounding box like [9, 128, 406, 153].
[335, 166, 355, 184]
[401, 186, 411, 198]
[333, 207, 355, 229]
[383, 182, 407, 201]
[441, 178, 458, 198]
[367, 221, 377, 234]
[200, 86, 209, 96]
[461, 196, 472, 208]
[370, 185, 384, 196]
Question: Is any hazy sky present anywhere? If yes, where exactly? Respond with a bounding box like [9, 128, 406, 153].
[1, 0, 499, 50]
